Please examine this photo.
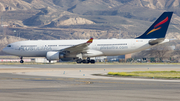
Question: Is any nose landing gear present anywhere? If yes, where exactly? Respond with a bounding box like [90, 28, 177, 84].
[20, 57, 24, 63]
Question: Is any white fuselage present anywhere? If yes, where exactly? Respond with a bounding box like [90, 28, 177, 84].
[2, 39, 169, 58]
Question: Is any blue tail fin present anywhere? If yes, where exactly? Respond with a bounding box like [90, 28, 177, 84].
[136, 12, 173, 39]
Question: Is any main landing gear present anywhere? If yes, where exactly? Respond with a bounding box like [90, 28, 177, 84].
[76, 57, 95, 64]
[20, 56, 24, 63]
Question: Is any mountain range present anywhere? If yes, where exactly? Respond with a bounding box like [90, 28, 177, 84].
[1, 0, 180, 55]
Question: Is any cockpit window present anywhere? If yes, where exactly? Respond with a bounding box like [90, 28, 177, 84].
[7, 45, 11, 47]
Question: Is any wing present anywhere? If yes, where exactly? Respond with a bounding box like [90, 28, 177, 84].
[61, 38, 93, 55]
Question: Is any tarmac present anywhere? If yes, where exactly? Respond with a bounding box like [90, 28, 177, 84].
[0, 64, 180, 101]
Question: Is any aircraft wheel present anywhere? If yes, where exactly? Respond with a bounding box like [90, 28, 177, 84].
[82, 59, 88, 63]
[77, 61, 81, 64]
[86, 57, 90, 63]
[90, 60, 95, 64]
[76, 59, 82, 64]
[20, 60, 24, 63]
[87, 60, 90, 63]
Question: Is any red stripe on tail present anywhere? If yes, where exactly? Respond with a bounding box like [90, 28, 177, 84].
[154, 17, 168, 28]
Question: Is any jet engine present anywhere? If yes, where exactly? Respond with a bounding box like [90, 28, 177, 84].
[46, 51, 65, 60]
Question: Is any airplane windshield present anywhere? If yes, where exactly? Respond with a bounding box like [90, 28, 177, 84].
[7, 45, 11, 47]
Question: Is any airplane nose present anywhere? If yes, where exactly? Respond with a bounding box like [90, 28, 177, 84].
[2, 47, 6, 52]
[2, 47, 8, 54]
[2, 46, 15, 55]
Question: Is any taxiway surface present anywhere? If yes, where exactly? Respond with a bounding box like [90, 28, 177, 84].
[1, 64, 180, 68]
[0, 64, 180, 101]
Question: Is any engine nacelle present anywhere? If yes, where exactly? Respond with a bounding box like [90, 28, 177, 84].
[46, 51, 65, 60]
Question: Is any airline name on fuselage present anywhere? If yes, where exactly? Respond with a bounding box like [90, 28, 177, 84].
[100, 46, 128, 50]
[18, 45, 128, 51]
[19, 47, 52, 51]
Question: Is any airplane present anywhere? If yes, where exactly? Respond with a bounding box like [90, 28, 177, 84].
[2, 12, 173, 64]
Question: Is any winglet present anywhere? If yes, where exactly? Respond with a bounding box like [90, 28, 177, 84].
[87, 38, 93, 43]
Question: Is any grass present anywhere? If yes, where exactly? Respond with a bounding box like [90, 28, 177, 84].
[108, 71, 180, 79]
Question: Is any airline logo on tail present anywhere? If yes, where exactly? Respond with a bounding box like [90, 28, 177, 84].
[147, 17, 169, 35]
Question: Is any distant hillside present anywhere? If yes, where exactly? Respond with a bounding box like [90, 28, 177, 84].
[1, 0, 180, 55]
